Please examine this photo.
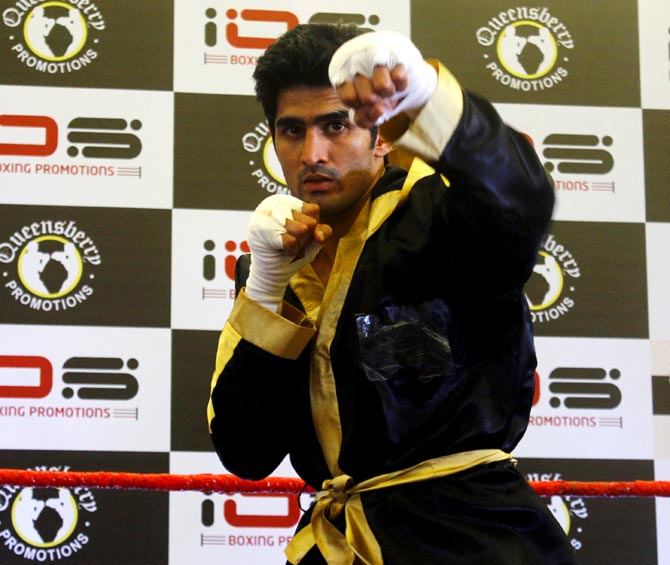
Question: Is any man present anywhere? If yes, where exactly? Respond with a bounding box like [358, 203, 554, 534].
[207, 23, 577, 565]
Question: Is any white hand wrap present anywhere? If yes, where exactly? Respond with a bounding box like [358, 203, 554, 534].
[245, 194, 322, 312]
[328, 30, 437, 125]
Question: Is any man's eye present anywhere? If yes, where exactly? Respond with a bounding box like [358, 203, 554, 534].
[326, 121, 347, 133]
[280, 125, 302, 137]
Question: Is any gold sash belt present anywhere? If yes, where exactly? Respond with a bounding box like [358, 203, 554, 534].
[285, 448, 514, 565]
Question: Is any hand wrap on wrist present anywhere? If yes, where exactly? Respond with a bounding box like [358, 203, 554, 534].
[245, 194, 322, 312]
[328, 30, 437, 125]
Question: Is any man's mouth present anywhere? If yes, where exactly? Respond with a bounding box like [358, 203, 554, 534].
[301, 174, 334, 191]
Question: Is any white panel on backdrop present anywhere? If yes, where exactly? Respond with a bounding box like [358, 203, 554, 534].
[171, 208, 251, 330]
[174, 0, 411, 95]
[638, 0, 670, 109]
[514, 337, 653, 459]
[0, 324, 171, 451]
[647, 223, 670, 339]
[169, 452, 307, 565]
[494, 103, 646, 223]
[0, 85, 174, 209]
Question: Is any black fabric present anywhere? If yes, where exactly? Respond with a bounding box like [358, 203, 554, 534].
[234, 253, 251, 293]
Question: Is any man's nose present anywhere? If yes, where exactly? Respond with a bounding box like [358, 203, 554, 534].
[301, 128, 327, 165]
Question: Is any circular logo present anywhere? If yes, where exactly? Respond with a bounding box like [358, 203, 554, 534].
[477, 8, 574, 92]
[546, 494, 571, 533]
[12, 488, 78, 547]
[497, 21, 557, 79]
[526, 251, 564, 310]
[17, 236, 83, 299]
[243, 121, 290, 197]
[263, 137, 286, 185]
[542, 491, 589, 552]
[23, 2, 88, 61]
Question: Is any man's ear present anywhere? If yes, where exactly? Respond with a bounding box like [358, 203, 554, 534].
[374, 135, 393, 158]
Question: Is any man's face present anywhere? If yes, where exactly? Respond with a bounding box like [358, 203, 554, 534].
[272, 85, 388, 223]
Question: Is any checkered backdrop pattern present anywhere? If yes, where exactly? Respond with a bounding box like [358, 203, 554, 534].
[0, 1, 669, 563]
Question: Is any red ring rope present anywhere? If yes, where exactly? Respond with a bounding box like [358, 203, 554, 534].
[1, 469, 669, 497]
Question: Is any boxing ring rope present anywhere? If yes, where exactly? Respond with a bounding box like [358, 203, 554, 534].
[1, 468, 670, 498]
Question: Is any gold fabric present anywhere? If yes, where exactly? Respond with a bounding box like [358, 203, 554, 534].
[207, 289, 317, 431]
[285, 449, 514, 565]
[379, 61, 463, 164]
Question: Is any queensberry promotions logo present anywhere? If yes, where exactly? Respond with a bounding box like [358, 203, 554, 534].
[527, 471, 589, 554]
[524, 233, 580, 324]
[476, 6, 574, 92]
[0, 219, 100, 312]
[0, 467, 97, 562]
[2, 0, 106, 75]
[242, 120, 290, 197]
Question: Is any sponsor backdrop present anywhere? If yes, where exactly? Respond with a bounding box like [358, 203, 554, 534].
[0, 0, 668, 563]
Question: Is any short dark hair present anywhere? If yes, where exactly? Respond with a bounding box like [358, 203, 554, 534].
[253, 23, 368, 133]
